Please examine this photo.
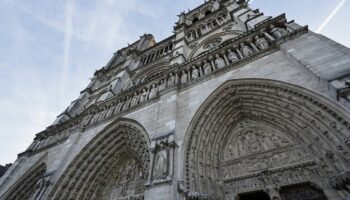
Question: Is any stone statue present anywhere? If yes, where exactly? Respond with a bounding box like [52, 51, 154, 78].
[90, 112, 99, 125]
[227, 49, 239, 63]
[159, 79, 166, 91]
[181, 70, 188, 84]
[113, 100, 123, 115]
[80, 115, 91, 127]
[214, 54, 225, 69]
[139, 88, 148, 103]
[148, 84, 158, 99]
[130, 92, 139, 107]
[191, 66, 200, 80]
[203, 60, 212, 75]
[154, 148, 168, 180]
[177, 12, 186, 25]
[255, 36, 269, 50]
[105, 105, 114, 118]
[270, 24, 289, 39]
[29, 178, 48, 200]
[122, 96, 131, 111]
[168, 73, 176, 86]
[240, 42, 253, 57]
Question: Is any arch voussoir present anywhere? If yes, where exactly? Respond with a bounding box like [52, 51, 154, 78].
[183, 79, 350, 200]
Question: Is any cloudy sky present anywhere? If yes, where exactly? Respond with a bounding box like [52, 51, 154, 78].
[0, 0, 349, 165]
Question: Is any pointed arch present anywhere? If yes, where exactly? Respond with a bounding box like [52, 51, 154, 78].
[49, 118, 151, 200]
[0, 161, 47, 200]
[183, 79, 350, 199]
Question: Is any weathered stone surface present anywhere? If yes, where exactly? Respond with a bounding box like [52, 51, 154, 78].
[1, 1, 350, 200]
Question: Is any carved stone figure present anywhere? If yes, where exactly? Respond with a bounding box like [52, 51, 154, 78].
[181, 70, 188, 84]
[130, 92, 139, 107]
[139, 88, 148, 103]
[113, 100, 123, 115]
[168, 73, 176, 86]
[90, 112, 100, 125]
[29, 178, 48, 200]
[240, 42, 254, 57]
[270, 24, 289, 39]
[214, 54, 226, 69]
[148, 84, 158, 99]
[227, 49, 239, 63]
[104, 106, 114, 118]
[153, 147, 168, 180]
[191, 66, 200, 80]
[203, 60, 212, 75]
[255, 36, 269, 50]
[122, 96, 131, 111]
[80, 114, 91, 127]
[158, 79, 166, 92]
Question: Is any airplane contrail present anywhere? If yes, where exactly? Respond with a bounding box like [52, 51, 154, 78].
[317, 0, 347, 33]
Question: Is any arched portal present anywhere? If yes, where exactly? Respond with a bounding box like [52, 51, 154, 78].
[183, 79, 350, 199]
[0, 163, 47, 200]
[49, 118, 150, 200]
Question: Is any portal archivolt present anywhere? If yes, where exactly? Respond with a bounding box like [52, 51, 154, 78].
[0, 163, 47, 200]
[183, 79, 350, 200]
[49, 118, 150, 200]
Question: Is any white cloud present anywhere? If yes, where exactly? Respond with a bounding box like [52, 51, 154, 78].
[60, 0, 74, 104]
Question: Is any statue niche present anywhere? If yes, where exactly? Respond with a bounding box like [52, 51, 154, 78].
[148, 135, 176, 184]
[153, 146, 168, 180]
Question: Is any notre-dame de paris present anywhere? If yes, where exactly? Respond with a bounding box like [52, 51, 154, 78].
[1, 0, 350, 199]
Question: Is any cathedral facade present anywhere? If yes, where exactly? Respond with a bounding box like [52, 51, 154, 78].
[1, 0, 350, 199]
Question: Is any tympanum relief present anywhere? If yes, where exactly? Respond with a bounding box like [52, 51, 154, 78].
[103, 158, 145, 200]
[221, 119, 315, 195]
[221, 120, 312, 180]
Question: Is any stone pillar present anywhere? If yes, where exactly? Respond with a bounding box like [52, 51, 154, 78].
[264, 32, 275, 42]
[250, 42, 259, 52]
[147, 148, 155, 183]
[236, 49, 244, 59]
[222, 51, 230, 65]
[198, 62, 204, 77]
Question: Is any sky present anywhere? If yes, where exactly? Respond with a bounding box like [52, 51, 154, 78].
[0, 0, 349, 165]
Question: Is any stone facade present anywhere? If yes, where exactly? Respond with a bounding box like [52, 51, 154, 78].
[1, 0, 350, 199]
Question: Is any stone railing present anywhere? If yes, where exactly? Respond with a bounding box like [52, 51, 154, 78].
[28, 15, 308, 155]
